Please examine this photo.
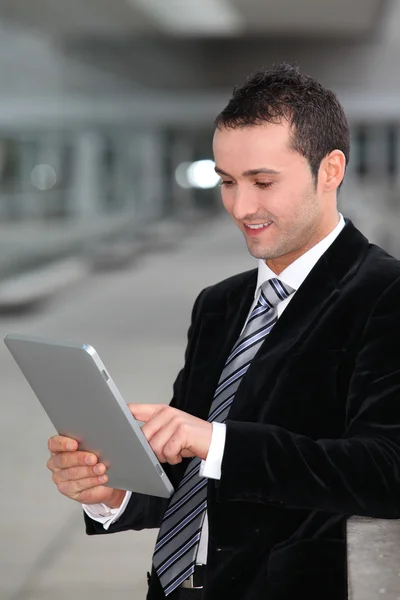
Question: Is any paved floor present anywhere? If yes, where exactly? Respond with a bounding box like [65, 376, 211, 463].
[0, 213, 253, 600]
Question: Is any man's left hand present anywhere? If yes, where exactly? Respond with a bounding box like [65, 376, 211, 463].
[128, 404, 213, 465]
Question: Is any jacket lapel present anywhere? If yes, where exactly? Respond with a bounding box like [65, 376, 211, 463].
[191, 271, 257, 420]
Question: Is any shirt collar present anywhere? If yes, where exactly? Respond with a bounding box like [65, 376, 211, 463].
[255, 213, 345, 299]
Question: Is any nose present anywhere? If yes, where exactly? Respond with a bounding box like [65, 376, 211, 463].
[231, 186, 259, 221]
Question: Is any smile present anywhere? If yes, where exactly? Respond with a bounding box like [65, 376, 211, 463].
[244, 222, 272, 230]
[243, 221, 273, 237]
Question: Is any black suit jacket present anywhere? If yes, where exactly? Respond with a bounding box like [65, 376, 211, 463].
[85, 219, 400, 599]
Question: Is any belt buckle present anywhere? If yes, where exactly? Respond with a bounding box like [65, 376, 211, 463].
[180, 573, 203, 589]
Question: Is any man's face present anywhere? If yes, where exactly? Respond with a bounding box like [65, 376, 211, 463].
[213, 121, 336, 273]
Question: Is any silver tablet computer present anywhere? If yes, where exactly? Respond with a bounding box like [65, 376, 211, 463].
[4, 333, 174, 498]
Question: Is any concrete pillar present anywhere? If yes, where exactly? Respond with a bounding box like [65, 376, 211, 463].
[125, 134, 142, 218]
[16, 137, 39, 219]
[344, 126, 358, 182]
[69, 131, 104, 219]
[347, 517, 400, 599]
[393, 125, 400, 188]
[112, 134, 137, 214]
[137, 131, 165, 222]
[169, 133, 196, 218]
[35, 133, 64, 218]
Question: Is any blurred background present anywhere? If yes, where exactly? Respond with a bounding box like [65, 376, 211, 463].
[1, 1, 400, 599]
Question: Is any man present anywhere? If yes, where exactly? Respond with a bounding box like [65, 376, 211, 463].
[47, 63, 400, 600]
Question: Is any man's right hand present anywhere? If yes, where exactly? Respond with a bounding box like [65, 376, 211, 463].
[47, 435, 125, 508]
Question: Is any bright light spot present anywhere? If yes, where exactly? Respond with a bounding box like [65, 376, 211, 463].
[31, 164, 57, 191]
[175, 162, 192, 189]
[187, 160, 220, 189]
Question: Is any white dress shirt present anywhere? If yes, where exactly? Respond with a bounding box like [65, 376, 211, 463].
[83, 214, 345, 565]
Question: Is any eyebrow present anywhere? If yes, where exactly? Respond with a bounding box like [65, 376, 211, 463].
[214, 167, 281, 178]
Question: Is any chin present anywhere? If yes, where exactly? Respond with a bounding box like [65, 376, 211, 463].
[246, 244, 273, 261]
[245, 238, 288, 261]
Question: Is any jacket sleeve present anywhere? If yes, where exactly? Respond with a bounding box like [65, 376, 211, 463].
[85, 287, 206, 535]
[84, 493, 170, 535]
[218, 276, 400, 519]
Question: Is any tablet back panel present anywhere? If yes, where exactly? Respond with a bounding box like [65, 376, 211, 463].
[4, 333, 174, 498]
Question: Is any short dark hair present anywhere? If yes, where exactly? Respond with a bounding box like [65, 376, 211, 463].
[215, 63, 350, 186]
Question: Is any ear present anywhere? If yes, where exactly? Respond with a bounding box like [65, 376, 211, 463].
[319, 150, 346, 192]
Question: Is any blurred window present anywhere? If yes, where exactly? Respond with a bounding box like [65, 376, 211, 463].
[388, 125, 397, 179]
[354, 126, 368, 178]
[0, 138, 18, 192]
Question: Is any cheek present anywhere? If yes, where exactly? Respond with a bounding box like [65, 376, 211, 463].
[268, 185, 311, 220]
[258, 188, 291, 219]
[220, 189, 234, 215]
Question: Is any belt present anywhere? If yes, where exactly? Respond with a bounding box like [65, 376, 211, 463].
[180, 564, 206, 589]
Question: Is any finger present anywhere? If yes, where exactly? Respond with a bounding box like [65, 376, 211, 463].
[56, 463, 107, 482]
[48, 435, 78, 454]
[163, 431, 188, 465]
[147, 419, 184, 464]
[163, 421, 205, 464]
[128, 403, 168, 423]
[56, 474, 108, 497]
[50, 451, 98, 471]
[141, 409, 179, 444]
[181, 449, 196, 458]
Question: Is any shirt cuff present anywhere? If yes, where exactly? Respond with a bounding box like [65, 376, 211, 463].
[199, 422, 226, 480]
[83, 491, 132, 530]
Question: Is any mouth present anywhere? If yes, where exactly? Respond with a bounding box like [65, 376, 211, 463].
[243, 221, 273, 237]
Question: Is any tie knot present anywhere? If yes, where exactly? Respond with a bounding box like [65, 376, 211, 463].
[260, 278, 294, 308]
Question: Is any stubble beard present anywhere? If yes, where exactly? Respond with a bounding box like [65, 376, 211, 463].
[244, 230, 297, 261]
[244, 195, 321, 262]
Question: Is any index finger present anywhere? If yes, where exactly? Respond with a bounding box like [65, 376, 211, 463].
[128, 403, 167, 423]
[48, 435, 78, 454]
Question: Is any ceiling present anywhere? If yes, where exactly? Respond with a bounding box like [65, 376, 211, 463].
[0, 0, 398, 126]
[0, 0, 386, 38]
[0, 0, 390, 93]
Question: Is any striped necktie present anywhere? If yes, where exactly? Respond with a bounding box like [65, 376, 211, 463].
[152, 278, 295, 596]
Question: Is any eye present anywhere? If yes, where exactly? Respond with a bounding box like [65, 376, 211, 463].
[255, 182, 273, 189]
[220, 180, 235, 188]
